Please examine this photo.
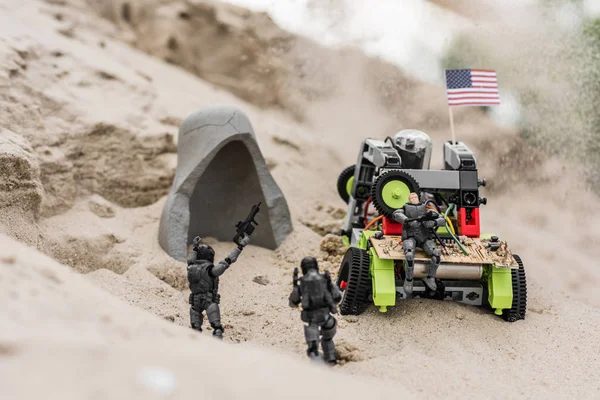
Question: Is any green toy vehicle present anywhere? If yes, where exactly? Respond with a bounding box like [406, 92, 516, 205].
[335, 130, 527, 321]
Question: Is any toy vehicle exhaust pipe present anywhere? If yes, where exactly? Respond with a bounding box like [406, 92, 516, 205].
[412, 263, 482, 280]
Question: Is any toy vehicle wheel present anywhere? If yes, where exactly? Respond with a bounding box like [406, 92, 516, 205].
[337, 165, 356, 203]
[502, 254, 527, 322]
[338, 247, 372, 315]
[371, 170, 420, 219]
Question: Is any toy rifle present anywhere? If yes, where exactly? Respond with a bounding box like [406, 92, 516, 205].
[233, 202, 261, 249]
[293, 267, 299, 287]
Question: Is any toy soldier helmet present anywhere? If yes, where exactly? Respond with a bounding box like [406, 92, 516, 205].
[300, 256, 319, 274]
[194, 244, 215, 263]
[393, 129, 433, 170]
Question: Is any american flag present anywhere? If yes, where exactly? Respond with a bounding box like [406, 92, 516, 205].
[445, 69, 500, 107]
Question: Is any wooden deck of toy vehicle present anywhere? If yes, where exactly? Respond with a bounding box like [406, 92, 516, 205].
[369, 235, 519, 268]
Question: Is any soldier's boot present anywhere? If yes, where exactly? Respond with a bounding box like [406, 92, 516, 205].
[211, 325, 224, 339]
[189, 306, 203, 332]
[206, 303, 224, 339]
[423, 250, 441, 291]
[320, 316, 337, 365]
[304, 324, 320, 359]
[307, 341, 319, 359]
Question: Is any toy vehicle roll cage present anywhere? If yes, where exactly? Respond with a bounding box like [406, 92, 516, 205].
[339, 137, 487, 242]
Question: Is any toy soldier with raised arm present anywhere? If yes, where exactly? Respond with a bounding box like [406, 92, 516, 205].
[187, 203, 260, 339]
[288, 256, 342, 364]
[392, 192, 445, 294]
[187, 234, 249, 338]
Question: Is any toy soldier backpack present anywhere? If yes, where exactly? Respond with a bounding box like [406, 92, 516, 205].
[300, 270, 335, 312]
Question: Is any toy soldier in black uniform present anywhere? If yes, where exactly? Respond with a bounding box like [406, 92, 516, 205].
[187, 203, 260, 339]
[392, 192, 445, 294]
[187, 234, 250, 338]
[289, 256, 342, 364]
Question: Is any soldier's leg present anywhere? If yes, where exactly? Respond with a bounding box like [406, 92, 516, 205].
[402, 238, 416, 294]
[190, 307, 203, 331]
[422, 239, 441, 291]
[206, 302, 224, 339]
[320, 315, 338, 365]
[189, 294, 204, 331]
[304, 323, 320, 359]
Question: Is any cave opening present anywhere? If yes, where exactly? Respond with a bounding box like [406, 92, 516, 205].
[187, 140, 276, 249]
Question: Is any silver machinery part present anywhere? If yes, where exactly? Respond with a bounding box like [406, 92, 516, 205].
[396, 280, 483, 306]
[393, 130, 433, 170]
[443, 141, 477, 170]
[350, 228, 364, 247]
[412, 263, 483, 280]
[362, 139, 402, 168]
[342, 139, 403, 232]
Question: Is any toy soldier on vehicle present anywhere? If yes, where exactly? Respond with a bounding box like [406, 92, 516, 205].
[187, 203, 260, 339]
[392, 192, 445, 294]
[288, 256, 343, 364]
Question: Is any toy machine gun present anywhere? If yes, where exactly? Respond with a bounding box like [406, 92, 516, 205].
[293, 267, 299, 287]
[233, 202, 261, 249]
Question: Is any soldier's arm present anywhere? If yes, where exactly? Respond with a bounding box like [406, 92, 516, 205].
[423, 210, 446, 228]
[325, 271, 342, 303]
[187, 250, 198, 266]
[210, 247, 243, 277]
[330, 282, 342, 303]
[435, 211, 446, 227]
[392, 206, 407, 224]
[429, 210, 446, 227]
[211, 234, 251, 277]
[289, 285, 301, 307]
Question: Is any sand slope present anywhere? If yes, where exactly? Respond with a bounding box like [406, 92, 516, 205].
[0, 233, 413, 399]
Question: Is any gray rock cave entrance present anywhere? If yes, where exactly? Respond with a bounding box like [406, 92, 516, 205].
[187, 140, 276, 249]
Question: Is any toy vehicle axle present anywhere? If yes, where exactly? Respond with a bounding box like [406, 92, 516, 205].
[410, 262, 482, 280]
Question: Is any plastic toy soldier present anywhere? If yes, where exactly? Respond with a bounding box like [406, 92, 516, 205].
[288, 256, 342, 364]
[392, 192, 445, 293]
[187, 234, 250, 339]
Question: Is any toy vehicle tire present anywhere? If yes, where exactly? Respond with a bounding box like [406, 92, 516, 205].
[502, 254, 527, 322]
[338, 247, 372, 315]
[337, 165, 356, 203]
[371, 170, 421, 219]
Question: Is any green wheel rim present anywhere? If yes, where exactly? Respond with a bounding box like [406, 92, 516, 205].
[346, 176, 354, 196]
[380, 181, 410, 209]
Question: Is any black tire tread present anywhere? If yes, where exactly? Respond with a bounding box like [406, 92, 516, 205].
[502, 254, 527, 322]
[337, 165, 356, 203]
[339, 248, 372, 315]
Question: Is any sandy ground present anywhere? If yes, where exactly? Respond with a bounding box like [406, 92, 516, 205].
[0, 0, 599, 399]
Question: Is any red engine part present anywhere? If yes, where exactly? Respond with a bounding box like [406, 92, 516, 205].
[340, 280, 348, 290]
[457, 207, 480, 237]
[382, 216, 403, 235]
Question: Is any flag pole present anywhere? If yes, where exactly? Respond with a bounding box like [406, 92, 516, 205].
[448, 107, 456, 144]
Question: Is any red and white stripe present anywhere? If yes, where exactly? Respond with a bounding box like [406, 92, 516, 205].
[447, 69, 500, 107]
